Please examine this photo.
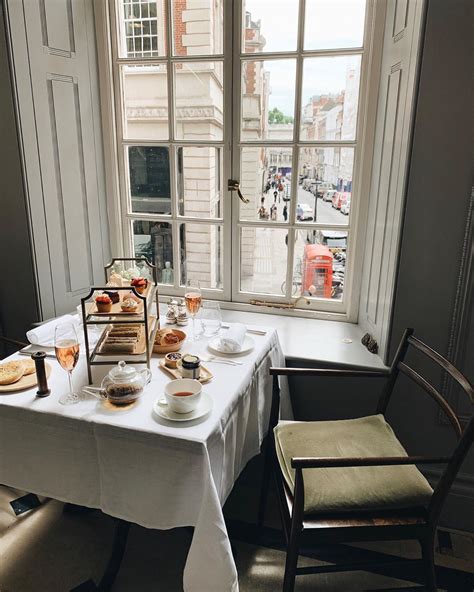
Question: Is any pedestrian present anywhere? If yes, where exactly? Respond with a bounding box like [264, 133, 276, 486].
[283, 204, 288, 221]
[273, 190, 278, 203]
[296, 203, 304, 221]
[270, 203, 277, 221]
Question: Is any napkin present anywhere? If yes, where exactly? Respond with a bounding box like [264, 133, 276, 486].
[219, 323, 246, 353]
[26, 314, 80, 347]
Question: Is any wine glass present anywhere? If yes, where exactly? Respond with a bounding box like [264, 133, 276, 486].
[201, 301, 222, 337]
[184, 280, 202, 341]
[54, 323, 80, 405]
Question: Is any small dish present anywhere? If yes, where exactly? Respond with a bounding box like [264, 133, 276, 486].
[153, 392, 212, 422]
[207, 335, 255, 356]
[153, 329, 186, 354]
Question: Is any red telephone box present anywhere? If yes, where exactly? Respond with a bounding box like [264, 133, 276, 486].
[303, 244, 333, 298]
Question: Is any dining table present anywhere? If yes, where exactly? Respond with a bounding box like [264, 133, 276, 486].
[0, 319, 290, 592]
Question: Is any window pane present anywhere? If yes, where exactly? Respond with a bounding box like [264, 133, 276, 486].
[240, 227, 288, 294]
[122, 64, 169, 140]
[118, 0, 167, 58]
[174, 61, 224, 141]
[180, 223, 223, 289]
[240, 146, 292, 222]
[300, 55, 361, 141]
[297, 147, 353, 224]
[128, 146, 171, 214]
[172, 0, 223, 56]
[241, 59, 296, 141]
[177, 146, 222, 218]
[290, 229, 347, 300]
[304, 0, 366, 50]
[132, 220, 174, 284]
[242, 1, 298, 53]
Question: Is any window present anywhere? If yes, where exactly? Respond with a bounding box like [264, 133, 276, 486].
[107, 0, 377, 317]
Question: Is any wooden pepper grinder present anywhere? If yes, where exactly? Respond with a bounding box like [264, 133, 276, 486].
[31, 352, 50, 397]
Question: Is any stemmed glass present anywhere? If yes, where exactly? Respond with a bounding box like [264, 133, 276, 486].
[54, 323, 80, 405]
[201, 301, 222, 337]
[184, 280, 202, 341]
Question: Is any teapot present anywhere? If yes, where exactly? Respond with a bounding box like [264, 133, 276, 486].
[85, 361, 152, 406]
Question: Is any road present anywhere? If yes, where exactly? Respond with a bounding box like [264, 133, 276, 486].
[296, 186, 348, 225]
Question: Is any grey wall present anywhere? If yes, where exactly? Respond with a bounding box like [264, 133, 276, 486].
[388, 0, 473, 531]
[0, 4, 40, 355]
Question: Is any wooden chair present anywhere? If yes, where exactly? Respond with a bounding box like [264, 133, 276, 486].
[260, 328, 473, 592]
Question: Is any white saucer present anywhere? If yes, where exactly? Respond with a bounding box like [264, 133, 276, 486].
[207, 336, 255, 356]
[153, 392, 212, 422]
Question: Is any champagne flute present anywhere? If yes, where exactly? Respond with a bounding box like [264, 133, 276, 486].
[55, 323, 80, 405]
[184, 280, 202, 341]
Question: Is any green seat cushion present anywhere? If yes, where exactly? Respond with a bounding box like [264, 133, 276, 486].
[274, 414, 433, 514]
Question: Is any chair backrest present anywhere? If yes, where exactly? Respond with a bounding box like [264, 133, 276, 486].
[377, 328, 473, 525]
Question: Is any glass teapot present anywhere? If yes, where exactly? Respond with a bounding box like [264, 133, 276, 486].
[99, 361, 152, 406]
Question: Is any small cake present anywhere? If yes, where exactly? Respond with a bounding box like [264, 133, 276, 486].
[103, 290, 120, 304]
[96, 294, 113, 313]
[109, 272, 123, 287]
[164, 352, 182, 369]
[121, 298, 138, 313]
[131, 277, 148, 295]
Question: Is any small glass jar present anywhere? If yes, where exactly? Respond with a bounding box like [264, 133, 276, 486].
[181, 354, 201, 379]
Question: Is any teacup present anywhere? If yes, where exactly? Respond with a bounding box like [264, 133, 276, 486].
[165, 378, 202, 414]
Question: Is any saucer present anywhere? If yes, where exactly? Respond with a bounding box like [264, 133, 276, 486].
[207, 336, 254, 356]
[153, 392, 212, 422]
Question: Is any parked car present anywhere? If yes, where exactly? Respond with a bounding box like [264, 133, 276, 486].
[340, 194, 351, 215]
[316, 182, 335, 198]
[297, 203, 314, 221]
[322, 189, 337, 202]
[332, 191, 343, 209]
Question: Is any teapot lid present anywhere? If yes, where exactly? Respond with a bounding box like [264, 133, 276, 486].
[109, 361, 137, 382]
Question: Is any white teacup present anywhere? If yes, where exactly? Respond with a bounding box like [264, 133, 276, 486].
[165, 379, 202, 414]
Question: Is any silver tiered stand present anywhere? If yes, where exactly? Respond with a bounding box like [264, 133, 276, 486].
[80, 257, 160, 385]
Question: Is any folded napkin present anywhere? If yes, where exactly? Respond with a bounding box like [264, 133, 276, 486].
[27, 314, 80, 347]
[219, 323, 246, 353]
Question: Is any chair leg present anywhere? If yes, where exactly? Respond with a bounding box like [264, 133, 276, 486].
[257, 435, 273, 527]
[420, 535, 437, 592]
[282, 517, 302, 592]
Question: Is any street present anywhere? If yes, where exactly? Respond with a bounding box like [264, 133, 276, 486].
[296, 186, 348, 225]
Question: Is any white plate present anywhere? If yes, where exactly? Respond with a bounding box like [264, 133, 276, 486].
[207, 335, 255, 356]
[153, 392, 212, 422]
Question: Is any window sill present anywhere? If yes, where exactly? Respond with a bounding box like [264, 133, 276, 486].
[159, 304, 387, 370]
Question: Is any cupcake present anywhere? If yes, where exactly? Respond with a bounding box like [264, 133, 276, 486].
[131, 277, 148, 295]
[103, 290, 120, 304]
[96, 294, 113, 313]
[121, 298, 138, 313]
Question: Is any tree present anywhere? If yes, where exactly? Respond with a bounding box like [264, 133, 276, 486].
[268, 107, 294, 124]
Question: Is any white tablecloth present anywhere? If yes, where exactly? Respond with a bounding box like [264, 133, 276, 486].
[0, 323, 289, 592]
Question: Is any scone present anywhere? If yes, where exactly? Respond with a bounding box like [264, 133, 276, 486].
[21, 359, 37, 376]
[0, 361, 25, 385]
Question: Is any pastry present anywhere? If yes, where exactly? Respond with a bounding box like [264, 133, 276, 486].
[163, 332, 179, 345]
[109, 272, 123, 287]
[124, 291, 141, 303]
[103, 290, 120, 304]
[131, 277, 148, 295]
[96, 294, 113, 313]
[21, 359, 37, 376]
[0, 361, 25, 385]
[121, 298, 138, 313]
[164, 352, 182, 369]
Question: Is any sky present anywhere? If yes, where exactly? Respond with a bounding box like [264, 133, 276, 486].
[243, 0, 366, 115]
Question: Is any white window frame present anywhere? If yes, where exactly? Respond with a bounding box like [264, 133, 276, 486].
[96, 0, 385, 322]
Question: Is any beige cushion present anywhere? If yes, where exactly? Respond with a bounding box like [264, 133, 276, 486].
[274, 414, 433, 514]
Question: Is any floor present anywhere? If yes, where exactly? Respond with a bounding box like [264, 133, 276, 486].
[1, 483, 473, 592]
